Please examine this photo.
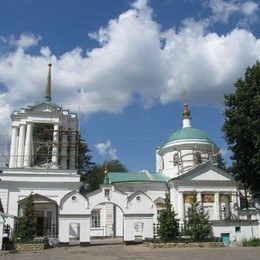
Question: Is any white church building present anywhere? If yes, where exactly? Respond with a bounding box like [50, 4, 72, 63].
[0, 64, 259, 249]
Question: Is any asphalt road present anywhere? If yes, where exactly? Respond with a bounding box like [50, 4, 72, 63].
[1, 244, 260, 260]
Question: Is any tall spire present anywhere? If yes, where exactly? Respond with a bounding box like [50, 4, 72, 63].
[44, 63, 52, 102]
[182, 102, 191, 128]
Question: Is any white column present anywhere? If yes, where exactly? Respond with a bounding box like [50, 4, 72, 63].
[225, 194, 230, 219]
[214, 192, 220, 220]
[233, 191, 239, 218]
[0, 218, 4, 250]
[197, 192, 202, 204]
[9, 126, 18, 168]
[231, 193, 237, 218]
[51, 123, 59, 168]
[178, 192, 185, 224]
[69, 130, 76, 169]
[60, 131, 68, 169]
[17, 124, 26, 168]
[23, 123, 33, 167]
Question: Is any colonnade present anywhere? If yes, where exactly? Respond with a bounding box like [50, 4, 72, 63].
[9, 122, 76, 169]
[177, 191, 238, 223]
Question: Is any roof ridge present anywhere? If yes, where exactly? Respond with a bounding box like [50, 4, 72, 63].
[144, 170, 154, 181]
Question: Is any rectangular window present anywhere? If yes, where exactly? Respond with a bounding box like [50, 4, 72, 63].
[156, 202, 165, 208]
[202, 194, 214, 203]
[104, 189, 110, 197]
[157, 209, 164, 220]
[184, 194, 196, 203]
[220, 194, 231, 203]
[91, 209, 101, 228]
[235, 226, 241, 233]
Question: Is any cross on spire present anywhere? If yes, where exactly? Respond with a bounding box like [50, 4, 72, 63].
[182, 93, 191, 128]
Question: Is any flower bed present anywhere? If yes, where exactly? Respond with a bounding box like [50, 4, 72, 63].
[144, 241, 224, 249]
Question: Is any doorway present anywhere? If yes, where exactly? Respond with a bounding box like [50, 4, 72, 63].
[90, 202, 124, 244]
[35, 210, 45, 236]
[221, 233, 230, 246]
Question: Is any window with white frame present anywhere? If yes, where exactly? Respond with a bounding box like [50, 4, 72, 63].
[157, 209, 164, 220]
[156, 202, 165, 220]
[91, 209, 101, 228]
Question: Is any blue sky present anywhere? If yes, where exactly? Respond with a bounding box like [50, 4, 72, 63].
[0, 0, 259, 171]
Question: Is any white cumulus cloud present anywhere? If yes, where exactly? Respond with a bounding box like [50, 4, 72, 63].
[10, 33, 42, 49]
[96, 140, 118, 160]
[0, 0, 260, 159]
[205, 0, 259, 26]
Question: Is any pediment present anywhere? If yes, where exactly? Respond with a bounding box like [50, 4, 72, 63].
[29, 102, 61, 112]
[154, 197, 165, 208]
[127, 190, 153, 211]
[60, 190, 88, 215]
[174, 163, 234, 181]
[128, 190, 152, 202]
[18, 193, 56, 204]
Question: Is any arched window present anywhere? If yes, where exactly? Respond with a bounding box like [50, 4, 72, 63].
[91, 209, 101, 228]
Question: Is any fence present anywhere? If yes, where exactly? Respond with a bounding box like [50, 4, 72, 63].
[153, 222, 221, 242]
[153, 222, 190, 239]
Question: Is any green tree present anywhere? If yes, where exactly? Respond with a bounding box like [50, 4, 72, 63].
[217, 153, 227, 171]
[18, 193, 37, 240]
[222, 61, 260, 198]
[158, 193, 179, 241]
[77, 135, 95, 194]
[77, 135, 94, 175]
[105, 159, 128, 172]
[186, 197, 212, 241]
[81, 160, 128, 194]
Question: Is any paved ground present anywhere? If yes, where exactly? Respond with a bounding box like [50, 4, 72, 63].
[1, 244, 260, 260]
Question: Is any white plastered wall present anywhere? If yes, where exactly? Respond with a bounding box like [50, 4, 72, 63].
[0, 217, 4, 250]
[86, 185, 155, 243]
[59, 191, 90, 244]
[213, 220, 260, 242]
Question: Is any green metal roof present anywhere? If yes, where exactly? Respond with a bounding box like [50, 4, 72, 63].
[107, 172, 170, 184]
[167, 127, 211, 143]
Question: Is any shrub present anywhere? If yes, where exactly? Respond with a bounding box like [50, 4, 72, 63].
[186, 196, 212, 241]
[243, 238, 260, 247]
[17, 193, 37, 240]
[158, 193, 179, 242]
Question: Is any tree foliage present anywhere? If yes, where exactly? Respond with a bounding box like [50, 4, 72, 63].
[158, 193, 179, 241]
[186, 196, 212, 241]
[217, 153, 227, 171]
[80, 159, 128, 194]
[77, 135, 94, 175]
[222, 61, 260, 198]
[18, 193, 37, 240]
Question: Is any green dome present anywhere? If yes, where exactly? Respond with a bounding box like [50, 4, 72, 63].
[167, 127, 211, 143]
